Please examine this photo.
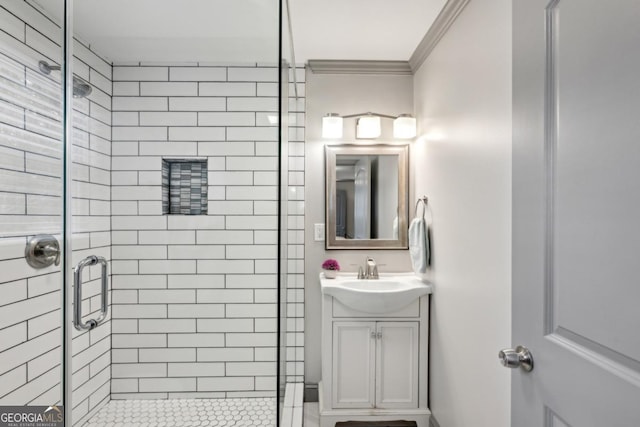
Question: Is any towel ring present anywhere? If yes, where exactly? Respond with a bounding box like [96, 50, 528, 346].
[414, 196, 428, 219]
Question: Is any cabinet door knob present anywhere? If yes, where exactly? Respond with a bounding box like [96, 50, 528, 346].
[376, 332, 382, 339]
[371, 331, 377, 339]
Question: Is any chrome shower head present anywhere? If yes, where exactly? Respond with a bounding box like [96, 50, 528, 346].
[37, 60, 93, 98]
[38, 60, 60, 75]
[72, 80, 92, 98]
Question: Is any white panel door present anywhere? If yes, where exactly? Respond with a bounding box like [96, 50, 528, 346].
[332, 321, 376, 408]
[375, 322, 419, 409]
[512, 0, 640, 425]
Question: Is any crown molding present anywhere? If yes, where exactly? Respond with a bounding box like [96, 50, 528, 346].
[409, 0, 471, 71]
[307, 60, 413, 75]
[306, 0, 470, 75]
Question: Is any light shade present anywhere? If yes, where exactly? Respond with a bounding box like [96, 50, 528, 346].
[322, 114, 343, 138]
[356, 116, 381, 139]
[393, 114, 417, 139]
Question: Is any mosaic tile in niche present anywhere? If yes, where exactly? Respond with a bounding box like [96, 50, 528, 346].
[162, 159, 208, 215]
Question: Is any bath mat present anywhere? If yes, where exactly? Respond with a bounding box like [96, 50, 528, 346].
[335, 421, 417, 427]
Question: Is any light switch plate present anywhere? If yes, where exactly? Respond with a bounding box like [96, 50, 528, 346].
[314, 223, 325, 241]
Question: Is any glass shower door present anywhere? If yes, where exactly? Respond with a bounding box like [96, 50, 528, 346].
[3, 0, 290, 425]
[0, 2, 107, 424]
[0, 0, 66, 423]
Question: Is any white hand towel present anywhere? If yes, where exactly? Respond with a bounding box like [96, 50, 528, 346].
[409, 217, 430, 274]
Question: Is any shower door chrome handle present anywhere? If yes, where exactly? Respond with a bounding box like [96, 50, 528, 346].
[73, 255, 109, 331]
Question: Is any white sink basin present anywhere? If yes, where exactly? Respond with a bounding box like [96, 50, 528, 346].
[320, 273, 432, 314]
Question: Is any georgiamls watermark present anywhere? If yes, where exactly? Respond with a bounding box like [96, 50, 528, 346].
[0, 405, 63, 427]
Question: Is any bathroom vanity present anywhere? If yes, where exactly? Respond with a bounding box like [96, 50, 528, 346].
[319, 273, 433, 427]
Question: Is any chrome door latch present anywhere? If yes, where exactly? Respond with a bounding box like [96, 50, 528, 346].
[498, 345, 534, 372]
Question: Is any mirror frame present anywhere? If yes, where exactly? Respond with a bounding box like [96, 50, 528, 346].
[325, 144, 409, 250]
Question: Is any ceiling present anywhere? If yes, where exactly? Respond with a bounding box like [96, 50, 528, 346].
[288, 0, 446, 62]
[33, 0, 445, 64]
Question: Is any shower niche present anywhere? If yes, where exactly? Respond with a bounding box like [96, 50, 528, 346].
[161, 159, 208, 215]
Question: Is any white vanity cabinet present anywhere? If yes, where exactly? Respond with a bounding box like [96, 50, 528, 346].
[332, 321, 419, 409]
[319, 275, 432, 427]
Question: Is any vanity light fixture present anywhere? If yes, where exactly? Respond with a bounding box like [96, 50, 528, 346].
[393, 114, 417, 139]
[356, 115, 382, 139]
[322, 112, 417, 140]
[322, 113, 344, 138]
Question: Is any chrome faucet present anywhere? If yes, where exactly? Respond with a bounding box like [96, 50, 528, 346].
[359, 256, 379, 279]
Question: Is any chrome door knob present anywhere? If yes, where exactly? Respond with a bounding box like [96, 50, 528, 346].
[498, 345, 534, 372]
[25, 234, 60, 269]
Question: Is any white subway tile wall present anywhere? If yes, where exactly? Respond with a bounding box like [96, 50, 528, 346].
[286, 68, 305, 384]
[110, 62, 306, 397]
[0, 2, 112, 425]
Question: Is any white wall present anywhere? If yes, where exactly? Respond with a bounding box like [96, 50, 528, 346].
[411, 0, 512, 425]
[304, 72, 413, 386]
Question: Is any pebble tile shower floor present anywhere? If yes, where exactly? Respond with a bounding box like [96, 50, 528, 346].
[84, 398, 276, 427]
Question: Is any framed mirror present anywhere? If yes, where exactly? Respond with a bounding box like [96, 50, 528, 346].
[325, 144, 409, 249]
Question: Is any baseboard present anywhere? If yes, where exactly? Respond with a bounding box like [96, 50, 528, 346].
[304, 383, 319, 402]
[429, 415, 440, 427]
